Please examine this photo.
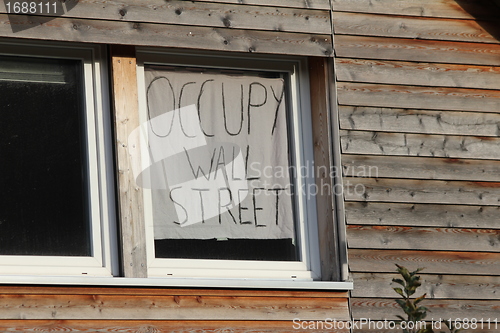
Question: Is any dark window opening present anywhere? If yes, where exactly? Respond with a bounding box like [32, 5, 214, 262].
[0, 55, 91, 256]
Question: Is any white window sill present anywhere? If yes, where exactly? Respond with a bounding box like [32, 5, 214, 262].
[0, 275, 353, 290]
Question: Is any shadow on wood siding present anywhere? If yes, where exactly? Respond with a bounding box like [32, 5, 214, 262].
[456, 0, 500, 41]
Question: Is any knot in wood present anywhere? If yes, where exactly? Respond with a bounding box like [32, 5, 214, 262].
[222, 16, 232, 28]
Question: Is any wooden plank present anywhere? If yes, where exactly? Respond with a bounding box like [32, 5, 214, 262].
[343, 177, 500, 206]
[0, 0, 332, 35]
[195, 0, 331, 10]
[0, 320, 350, 333]
[0, 14, 333, 57]
[335, 59, 500, 90]
[328, 56, 350, 281]
[352, 273, 500, 300]
[332, 12, 500, 44]
[339, 106, 500, 137]
[331, 0, 500, 21]
[111, 46, 147, 278]
[354, 328, 497, 333]
[0, 295, 349, 320]
[348, 249, 500, 275]
[342, 155, 500, 182]
[308, 57, 338, 281]
[337, 82, 500, 113]
[334, 35, 500, 66]
[347, 225, 500, 252]
[0, 286, 348, 298]
[341, 130, 500, 160]
[351, 298, 500, 322]
[345, 202, 500, 229]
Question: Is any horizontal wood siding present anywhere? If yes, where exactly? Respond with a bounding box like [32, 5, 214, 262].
[2, 0, 331, 34]
[333, 0, 500, 328]
[333, 12, 500, 44]
[349, 249, 500, 276]
[339, 107, 500, 136]
[0, 0, 333, 56]
[332, 0, 500, 21]
[0, 320, 350, 333]
[0, 287, 349, 331]
[0, 295, 347, 320]
[337, 83, 500, 112]
[336, 59, 500, 90]
[351, 273, 500, 300]
[342, 155, 500, 181]
[345, 202, 500, 229]
[335, 35, 500, 66]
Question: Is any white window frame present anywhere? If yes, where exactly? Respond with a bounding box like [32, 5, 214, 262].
[136, 48, 321, 281]
[0, 39, 117, 277]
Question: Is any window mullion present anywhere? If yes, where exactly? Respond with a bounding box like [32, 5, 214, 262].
[110, 45, 148, 278]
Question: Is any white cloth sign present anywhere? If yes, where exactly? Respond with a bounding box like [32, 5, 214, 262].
[130, 68, 295, 240]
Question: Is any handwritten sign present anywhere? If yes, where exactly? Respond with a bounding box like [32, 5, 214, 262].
[131, 68, 295, 240]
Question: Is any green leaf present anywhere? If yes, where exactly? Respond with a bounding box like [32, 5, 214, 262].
[396, 315, 406, 322]
[395, 299, 406, 308]
[416, 306, 428, 312]
[392, 278, 405, 287]
[393, 287, 405, 297]
[399, 266, 412, 282]
[415, 311, 427, 321]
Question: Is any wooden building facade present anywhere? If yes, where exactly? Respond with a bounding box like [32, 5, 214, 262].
[335, 1, 500, 331]
[0, 0, 498, 332]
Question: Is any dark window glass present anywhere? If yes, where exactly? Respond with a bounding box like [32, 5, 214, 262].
[155, 238, 297, 261]
[0, 55, 90, 256]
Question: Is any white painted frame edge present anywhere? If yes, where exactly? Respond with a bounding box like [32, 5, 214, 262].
[0, 38, 116, 277]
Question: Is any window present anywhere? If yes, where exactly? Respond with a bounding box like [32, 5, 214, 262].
[0, 40, 117, 276]
[0, 40, 350, 288]
[135, 49, 321, 280]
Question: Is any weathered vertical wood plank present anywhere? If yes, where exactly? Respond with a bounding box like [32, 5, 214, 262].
[327, 57, 350, 282]
[110, 45, 147, 278]
[309, 57, 338, 281]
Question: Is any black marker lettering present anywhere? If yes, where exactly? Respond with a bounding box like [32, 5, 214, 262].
[192, 188, 210, 224]
[268, 188, 285, 225]
[147, 76, 175, 137]
[184, 147, 216, 180]
[214, 145, 228, 181]
[271, 84, 285, 135]
[252, 188, 265, 227]
[197, 79, 215, 137]
[237, 189, 251, 224]
[218, 187, 237, 224]
[222, 83, 244, 136]
[170, 186, 188, 225]
[247, 82, 267, 135]
[178, 81, 197, 138]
